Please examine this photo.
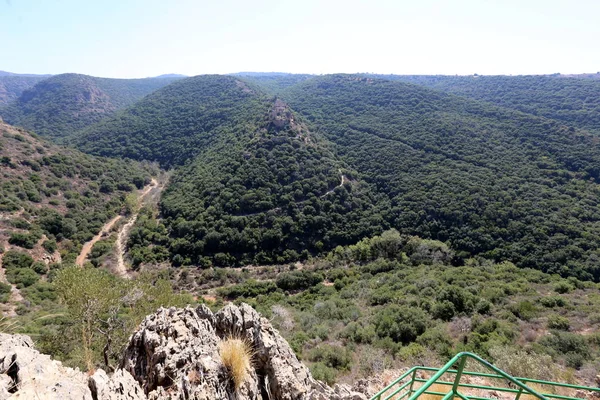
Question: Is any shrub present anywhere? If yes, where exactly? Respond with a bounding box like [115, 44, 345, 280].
[432, 300, 456, 321]
[547, 314, 570, 331]
[374, 305, 428, 344]
[276, 270, 323, 291]
[476, 300, 492, 315]
[489, 346, 555, 380]
[540, 296, 566, 308]
[6, 268, 39, 288]
[10, 218, 31, 229]
[310, 362, 337, 385]
[219, 338, 253, 391]
[8, 231, 41, 249]
[0, 282, 12, 303]
[31, 262, 47, 275]
[307, 345, 352, 371]
[42, 239, 57, 253]
[540, 331, 590, 362]
[554, 282, 573, 294]
[510, 301, 537, 321]
[2, 250, 34, 269]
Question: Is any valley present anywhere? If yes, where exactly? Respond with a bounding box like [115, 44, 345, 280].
[1, 71, 600, 393]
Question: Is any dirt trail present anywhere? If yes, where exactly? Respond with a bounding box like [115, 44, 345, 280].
[238, 171, 348, 217]
[321, 170, 347, 198]
[113, 178, 160, 278]
[75, 179, 158, 268]
[75, 215, 122, 266]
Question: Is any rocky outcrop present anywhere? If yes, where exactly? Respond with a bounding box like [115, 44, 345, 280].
[89, 369, 146, 400]
[0, 304, 367, 399]
[0, 333, 92, 400]
[121, 303, 366, 399]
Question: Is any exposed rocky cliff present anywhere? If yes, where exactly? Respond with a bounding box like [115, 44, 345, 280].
[0, 304, 368, 400]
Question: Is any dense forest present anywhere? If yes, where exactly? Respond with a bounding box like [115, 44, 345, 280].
[281, 75, 600, 279]
[4, 72, 600, 280]
[74, 74, 600, 279]
[74, 75, 269, 166]
[371, 74, 600, 134]
[157, 99, 386, 266]
[0, 73, 180, 140]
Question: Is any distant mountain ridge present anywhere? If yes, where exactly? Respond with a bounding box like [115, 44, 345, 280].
[0, 70, 52, 77]
[0, 73, 181, 140]
[366, 74, 600, 134]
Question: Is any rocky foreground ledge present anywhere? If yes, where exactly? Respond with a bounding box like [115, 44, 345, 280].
[0, 303, 368, 399]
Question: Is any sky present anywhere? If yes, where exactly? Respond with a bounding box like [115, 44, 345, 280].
[1, 0, 599, 78]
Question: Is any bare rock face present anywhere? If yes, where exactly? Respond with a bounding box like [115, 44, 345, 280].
[1, 304, 366, 400]
[121, 303, 366, 400]
[0, 333, 92, 400]
[89, 369, 146, 400]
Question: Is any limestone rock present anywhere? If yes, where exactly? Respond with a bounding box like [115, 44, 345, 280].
[0, 333, 92, 400]
[89, 369, 146, 400]
[122, 303, 366, 400]
[1, 303, 368, 400]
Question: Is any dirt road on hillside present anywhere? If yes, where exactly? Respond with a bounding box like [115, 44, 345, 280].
[75, 179, 158, 268]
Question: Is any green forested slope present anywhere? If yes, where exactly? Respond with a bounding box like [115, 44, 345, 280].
[157, 99, 384, 266]
[233, 72, 313, 96]
[0, 121, 152, 266]
[282, 75, 600, 279]
[77, 75, 382, 266]
[0, 73, 180, 140]
[75, 75, 269, 166]
[372, 74, 600, 134]
[0, 75, 46, 107]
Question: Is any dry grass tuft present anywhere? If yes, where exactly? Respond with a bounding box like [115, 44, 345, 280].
[0, 316, 20, 334]
[219, 337, 253, 391]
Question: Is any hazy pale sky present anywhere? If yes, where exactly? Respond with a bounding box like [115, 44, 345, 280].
[2, 0, 599, 78]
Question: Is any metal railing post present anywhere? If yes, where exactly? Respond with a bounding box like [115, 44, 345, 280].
[452, 356, 468, 396]
[515, 387, 524, 400]
[408, 368, 417, 397]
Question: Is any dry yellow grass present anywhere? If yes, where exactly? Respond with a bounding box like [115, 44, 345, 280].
[219, 337, 253, 391]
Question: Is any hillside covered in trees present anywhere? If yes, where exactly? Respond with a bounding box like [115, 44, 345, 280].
[76, 76, 385, 265]
[74, 75, 270, 166]
[281, 75, 600, 279]
[0, 75, 47, 107]
[372, 74, 600, 134]
[68, 74, 600, 278]
[0, 73, 181, 140]
[0, 121, 152, 296]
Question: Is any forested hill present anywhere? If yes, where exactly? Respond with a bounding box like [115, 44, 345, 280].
[0, 121, 152, 268]
[157, 98, 384, 266]
[74, 75, 271, 167]
[0, 75, 46, 107]
[282, 75, 600, 280]
[370, 75, 600, 134]
[75, 75, 383, 265]
[232, 72, 313, 96]
[0, 73, 181, 140]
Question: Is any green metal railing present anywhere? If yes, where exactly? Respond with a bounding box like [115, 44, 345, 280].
[370, 352, 600, 400]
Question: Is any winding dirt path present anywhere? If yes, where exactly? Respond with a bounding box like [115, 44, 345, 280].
[113, 178, 160, 278]
[237, 171, 348, 217]
[75, 215, 122, 266]
[75, 179, 158, 268]
[320, 169, 347, 198]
